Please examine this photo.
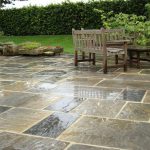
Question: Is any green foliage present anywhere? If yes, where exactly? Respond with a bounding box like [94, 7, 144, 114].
[102, 13, 150, 46]
[0, 0, 150, 35]
[19, 42, 41, 50]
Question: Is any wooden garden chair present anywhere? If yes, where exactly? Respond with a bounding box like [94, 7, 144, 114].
[72, 28, 129, 73]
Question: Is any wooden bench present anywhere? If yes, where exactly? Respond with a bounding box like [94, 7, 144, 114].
[72, 28, 129, 73]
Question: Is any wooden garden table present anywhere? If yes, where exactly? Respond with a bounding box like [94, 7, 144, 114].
[127, 45, 150, 68]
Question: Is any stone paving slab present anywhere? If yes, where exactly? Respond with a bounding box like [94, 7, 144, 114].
[0, 91, 55, 109]
[140, 69, 150, 74]
[116, 74, 150, 81]
[0, 108, 52, 132]
[143, 91, 150, 103]
[97, 79, 150, 90]
[62, 77, 102, 86]
[0, 132, 69, 150]
[71, 99, 125, 118]
[59, 116, 150, 150]
[67, 144, 121, 150]
[0, 80, 15, 87]
[117, 102, 150, 121]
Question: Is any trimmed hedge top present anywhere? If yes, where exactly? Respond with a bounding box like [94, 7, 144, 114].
[0, 0, 150, 35]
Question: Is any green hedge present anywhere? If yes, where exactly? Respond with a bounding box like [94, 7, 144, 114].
[0, 0, 150, 35]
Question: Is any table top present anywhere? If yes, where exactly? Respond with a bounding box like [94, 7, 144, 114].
[128, 45, 150, 51]
[107, 40, 131, 45]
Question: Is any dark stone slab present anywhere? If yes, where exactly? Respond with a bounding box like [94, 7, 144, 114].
[0, 106, 11, 114]
[116, 89, 145, 102]
[67, 144, 119, 150]
[0, 132, 68, 150]
[45, 97, 87, 112]
[59, 116, 150, 150]
[24, 112, 79, 138]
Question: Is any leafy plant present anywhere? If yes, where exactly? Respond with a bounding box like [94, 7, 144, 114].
[101, 12, 150, 46]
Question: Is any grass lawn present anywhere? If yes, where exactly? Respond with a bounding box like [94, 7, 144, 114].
[0, 35, 74, 54]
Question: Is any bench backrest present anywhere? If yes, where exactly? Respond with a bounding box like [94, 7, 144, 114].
[103, 28, 125, 41]
[72, 28, 125, 53]
[72, 29, 105, 54]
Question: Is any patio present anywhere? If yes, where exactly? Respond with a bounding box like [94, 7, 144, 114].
[0, 54, 150, 150]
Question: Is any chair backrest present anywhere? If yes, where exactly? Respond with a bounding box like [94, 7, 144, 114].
[72, 28, 105, 54]
[103, 28, 125, 41]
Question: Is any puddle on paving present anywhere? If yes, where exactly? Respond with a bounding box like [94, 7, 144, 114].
[50, 85, 122, 99]
[45, 97, 87, 112]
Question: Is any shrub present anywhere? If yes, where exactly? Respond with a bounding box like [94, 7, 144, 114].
[0, 0, 150, 35]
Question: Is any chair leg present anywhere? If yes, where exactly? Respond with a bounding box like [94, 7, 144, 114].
[89, 53, 92, 60]
[123, 54, 127, 72]
[93, 53, 96, 65]
[82, 52, 85, 60]
[103, 58, 107, 74]
[74, 50, 78, 66]
[115, 55, 118, 64]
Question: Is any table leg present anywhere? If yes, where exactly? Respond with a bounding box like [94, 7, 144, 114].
[129, 51, 133, 67]
[137, 52, 140, 69]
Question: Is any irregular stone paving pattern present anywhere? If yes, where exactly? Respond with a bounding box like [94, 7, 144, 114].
[0, 55, 149, 150]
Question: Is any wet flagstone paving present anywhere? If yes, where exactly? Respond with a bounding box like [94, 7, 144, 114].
[0, 55, 149, 150]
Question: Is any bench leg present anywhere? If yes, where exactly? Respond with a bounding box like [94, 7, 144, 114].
[89, 53, 92, 60]
[129, 51, 133, 67]
[74, 50, 78, 66]
[115, 55, 118, 64]
[103, 57, 107, 74]
[123, 54, 127, 72]
[93, 53, 96, 65]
